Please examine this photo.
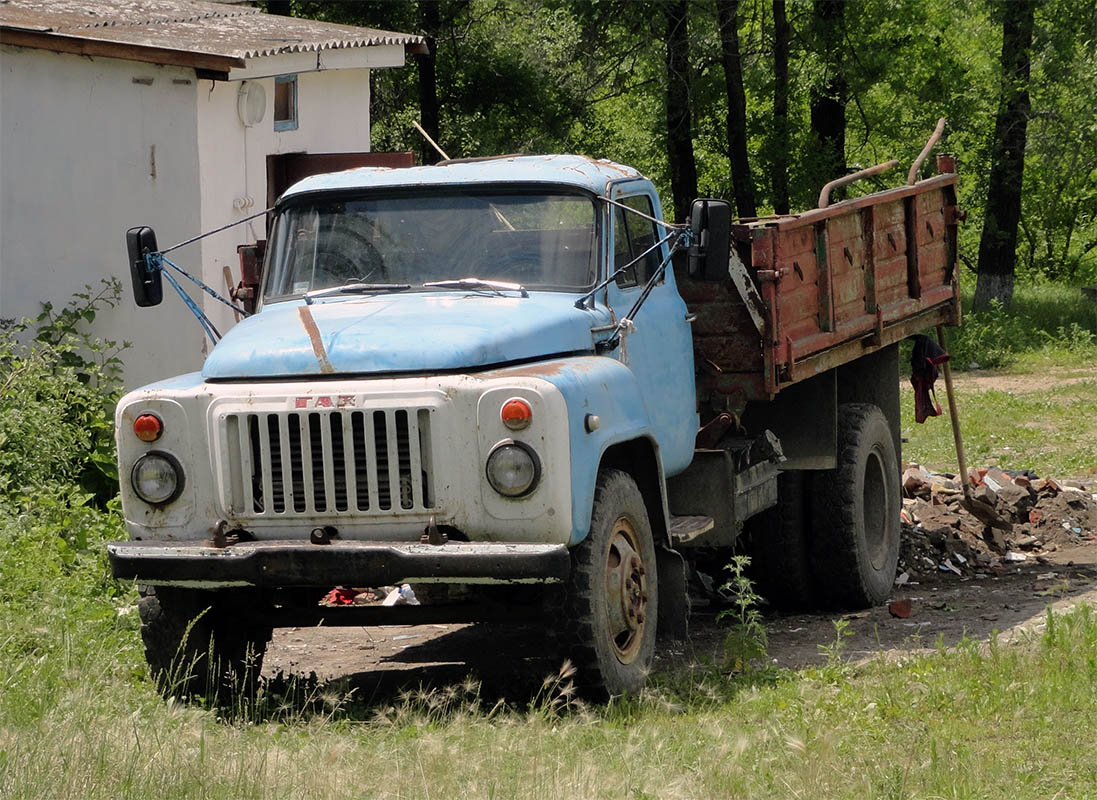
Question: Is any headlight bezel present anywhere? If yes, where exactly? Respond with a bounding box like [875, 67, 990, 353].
[131, 450, 185, 506]
[485, 439, 541, 498]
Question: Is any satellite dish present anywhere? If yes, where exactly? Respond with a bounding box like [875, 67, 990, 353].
[237, 81, 267, 127]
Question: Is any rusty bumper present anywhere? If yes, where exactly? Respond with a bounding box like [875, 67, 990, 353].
[107, 539, 571, 587]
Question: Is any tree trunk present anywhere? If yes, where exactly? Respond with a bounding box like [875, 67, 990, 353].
[973, 0, 1036, 311]
[417, 0, 442, 164]
[810, 0, 846, 199]
[771, 0, 790, 215]
[664, 0, 698, 223]
[717, 0, 756, 219]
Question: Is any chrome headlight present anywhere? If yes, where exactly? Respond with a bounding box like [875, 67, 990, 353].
[131, 452, 184, 505]
[485, 440, 541, 498]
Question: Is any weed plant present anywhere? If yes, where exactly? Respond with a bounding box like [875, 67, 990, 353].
[716, 555, 769, 672]
[0, 279, 128, 504]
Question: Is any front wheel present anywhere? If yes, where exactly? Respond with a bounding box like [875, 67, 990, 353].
[810, 403, 901, 607]
[561, 469, 658, 698]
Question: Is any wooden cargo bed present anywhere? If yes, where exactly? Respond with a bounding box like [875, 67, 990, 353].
[682, 167, 961, 410]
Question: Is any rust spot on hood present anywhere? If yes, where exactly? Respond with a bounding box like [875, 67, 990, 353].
[480, 358, 603, 380]
[298, 305, 335, 373]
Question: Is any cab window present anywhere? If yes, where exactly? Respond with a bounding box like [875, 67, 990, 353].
[613, 195, 662, 288]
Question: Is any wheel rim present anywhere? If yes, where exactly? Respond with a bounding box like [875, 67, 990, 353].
[863, 449, 889, 570]
[603, 515, 649, 664]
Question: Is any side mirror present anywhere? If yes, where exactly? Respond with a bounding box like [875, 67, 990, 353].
[687, 199, 731, 280]
[126, 226, 163, 307]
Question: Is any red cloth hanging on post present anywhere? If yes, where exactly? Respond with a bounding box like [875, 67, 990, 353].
[910, 334, 950, 423]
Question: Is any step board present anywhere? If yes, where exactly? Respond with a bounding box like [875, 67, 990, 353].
[669, 514, 715, 545]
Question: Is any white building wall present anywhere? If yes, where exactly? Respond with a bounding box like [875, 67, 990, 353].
[195, 67, 373, 337]
[0, 46, 205, 390]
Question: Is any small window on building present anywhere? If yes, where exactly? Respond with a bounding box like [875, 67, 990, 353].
[274, 75, 298, 131]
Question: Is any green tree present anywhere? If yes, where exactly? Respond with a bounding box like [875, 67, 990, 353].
[665, 0, 699, 221]
[974, 0, 1037, 310]
[1017, 0, 1097, 284]
[717, 0, 757, 218]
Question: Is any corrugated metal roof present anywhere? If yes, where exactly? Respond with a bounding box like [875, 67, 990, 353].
[0, 0, 423, 65]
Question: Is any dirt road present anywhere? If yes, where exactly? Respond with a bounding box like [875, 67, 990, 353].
[262, 542, 1097, 704]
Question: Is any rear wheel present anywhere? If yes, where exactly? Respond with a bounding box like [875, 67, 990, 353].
[138, 586, 272, 701]
[810, 403, 901, 607]
[745, 470, 817, 610]
[561, 469, 658, 698]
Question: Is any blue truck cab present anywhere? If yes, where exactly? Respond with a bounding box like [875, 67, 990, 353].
[110, 155, 711, 697]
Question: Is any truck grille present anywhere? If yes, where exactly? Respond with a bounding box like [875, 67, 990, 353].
[219, 409, 435, 517]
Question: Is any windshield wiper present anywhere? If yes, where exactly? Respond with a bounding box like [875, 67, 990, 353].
[303, 283, 411, 305]
[422, 278, 529, 298]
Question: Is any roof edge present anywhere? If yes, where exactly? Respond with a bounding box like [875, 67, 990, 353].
[0, 26, 244, 75]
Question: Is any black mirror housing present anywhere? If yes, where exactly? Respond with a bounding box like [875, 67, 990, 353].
[126, 226, 163, 307]
[687, 199, 732, 280]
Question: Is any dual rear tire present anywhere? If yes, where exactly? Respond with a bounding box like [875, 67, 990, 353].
[747, 403, 901, 609]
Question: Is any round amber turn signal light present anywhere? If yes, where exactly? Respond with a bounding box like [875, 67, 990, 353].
[134, 413, 163, 442]
[500, 398, 533, 431]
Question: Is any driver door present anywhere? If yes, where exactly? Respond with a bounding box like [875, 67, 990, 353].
[605, 191, 698, 476]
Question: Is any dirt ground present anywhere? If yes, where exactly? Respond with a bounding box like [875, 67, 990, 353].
[262, 540, 1097, 703]
[261, 366, 1097, 702]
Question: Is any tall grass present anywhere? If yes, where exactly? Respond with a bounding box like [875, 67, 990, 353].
[3, 556, 1095, 800]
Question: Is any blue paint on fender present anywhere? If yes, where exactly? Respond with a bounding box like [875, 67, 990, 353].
[486, 353, 696, 546]
[486, 357, 654, 544]
[203, 293, 610, 379]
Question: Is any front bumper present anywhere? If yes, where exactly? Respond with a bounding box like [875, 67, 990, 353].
[107, 539, 571, 588]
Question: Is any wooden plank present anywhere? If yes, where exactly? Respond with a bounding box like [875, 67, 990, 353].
[815, 221, 833, 332]
[767, 174, 958, 231]
[863, 206, 877, 313]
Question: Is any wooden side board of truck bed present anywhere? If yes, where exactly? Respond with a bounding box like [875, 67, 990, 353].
[681, 169, 962, 410]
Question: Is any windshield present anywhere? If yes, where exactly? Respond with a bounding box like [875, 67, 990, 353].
[263, 189, 598, 301]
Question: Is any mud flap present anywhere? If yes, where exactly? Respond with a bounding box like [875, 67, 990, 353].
[656, 546, 689, 642]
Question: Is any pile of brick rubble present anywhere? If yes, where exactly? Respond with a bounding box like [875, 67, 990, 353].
[898, 464, 1097, 582]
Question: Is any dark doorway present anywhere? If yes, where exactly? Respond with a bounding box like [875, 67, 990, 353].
[266, 151, 416, 208]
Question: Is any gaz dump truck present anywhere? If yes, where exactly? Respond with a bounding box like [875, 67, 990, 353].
[110, 147, 961, 698]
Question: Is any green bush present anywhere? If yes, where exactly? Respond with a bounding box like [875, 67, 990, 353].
[0, 280, 128, 504]
[0, 283, 140, 734]
[922, 283, 1097, 371]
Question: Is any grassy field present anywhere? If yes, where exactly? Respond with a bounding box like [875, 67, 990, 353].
[3, 282, 1096, 799]
[900, 283, 1097, 478]
[900, 365, 1097, 478]
[2, 541, 1096, 800]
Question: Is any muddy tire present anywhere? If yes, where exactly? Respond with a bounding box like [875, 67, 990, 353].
[562, 469, 658, 699]
[746, 470, 817, 610]
[810, 403, 901, 607]
[138, 586, 271, 701]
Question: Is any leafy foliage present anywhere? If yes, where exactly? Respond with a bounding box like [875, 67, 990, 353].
[939, 282, 1097, 370]
[0, 286, 138, 739]
[0, 279, 129, 505]
[267, 0, 1095, 288]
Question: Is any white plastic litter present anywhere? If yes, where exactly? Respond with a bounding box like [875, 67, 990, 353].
[382, 584, 421, 606]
